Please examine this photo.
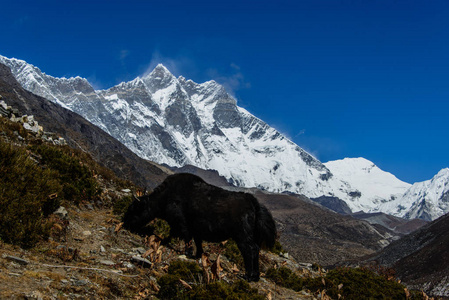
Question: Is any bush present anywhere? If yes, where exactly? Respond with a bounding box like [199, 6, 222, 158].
[266, 266, 408, 299]
[157, 260, 203, 299]
[0, 141, 61, 248]
[29, 144, 101, 203]
[149, 218, 171, 239]
[222, 239, 244, 268]
[113, 195, 133, 216]
[167, 259, 203, 282]
[322, 267, 407, 299]
[270, 240, 285, 255]
[157, 260, 264, 300]
[186, 280, 265, 300]
[265, 266, 304, 291]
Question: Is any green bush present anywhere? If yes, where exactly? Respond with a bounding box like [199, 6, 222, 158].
[265, 266, 304, 291]
[167, 259, 203, 282]
[270, 240, 285, 255]
[157, 260, 203, 299]
[266, 266, 408, 299]
[0, 141, 61, 248]
[149, 218, 171, 239]
[157, 260, 264, 300]
[186, 280, 265, 300]
[113, 195, 133, 216]
[322, 267, 407, 299]
[29, 144, 101, 203]
[222, 239, 244, 268]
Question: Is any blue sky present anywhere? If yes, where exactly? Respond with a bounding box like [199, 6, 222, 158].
[2, 0, 449, 183]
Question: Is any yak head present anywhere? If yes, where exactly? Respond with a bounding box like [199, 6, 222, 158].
[122, 195, 159, 235]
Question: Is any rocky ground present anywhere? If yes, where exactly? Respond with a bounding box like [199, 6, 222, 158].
[0, 203, 325, 299]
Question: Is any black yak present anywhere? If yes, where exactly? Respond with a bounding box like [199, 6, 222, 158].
[122, 173, 276, 281]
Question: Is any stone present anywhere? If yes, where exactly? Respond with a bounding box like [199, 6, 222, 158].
[124, 262, 135, 269]
[3, 255, 29, 265]
[54, 206, 68, 219]
[131, 256, 152, 268]
[99, 260, 116, 266]
[132, 247, 146, 254]
[73, 279, 89, 286]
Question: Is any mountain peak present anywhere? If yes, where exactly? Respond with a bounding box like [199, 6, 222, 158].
[436, 167, 449, 178]
[154, 63, 171, 73]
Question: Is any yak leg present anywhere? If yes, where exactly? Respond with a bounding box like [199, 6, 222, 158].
[184, 240, 194, 257]
[236, 240, 260, 282]
[179, 227, 194, 257]
[194, 238, 203, 258]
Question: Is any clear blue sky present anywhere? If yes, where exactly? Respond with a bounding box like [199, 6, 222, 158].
[2, 0, 448, 183]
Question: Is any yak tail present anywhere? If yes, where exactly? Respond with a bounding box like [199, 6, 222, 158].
[255, 203, 277, 250]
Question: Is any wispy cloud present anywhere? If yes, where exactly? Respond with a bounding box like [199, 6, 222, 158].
[207, 63, 251, 97]
[119, 49, 130, 62]
[142, 51, 195, 78]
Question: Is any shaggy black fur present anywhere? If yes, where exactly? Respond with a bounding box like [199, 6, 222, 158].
[122, 173, 277, 281]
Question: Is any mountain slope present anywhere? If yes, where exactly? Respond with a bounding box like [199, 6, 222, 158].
[0, 56, 336, 195]
[369, 212, 449, 297]
[2, 55, 447, 221]
[324, 158, 411, 213]
[0, 62, 169, 189]
[380, 168, 449, 221]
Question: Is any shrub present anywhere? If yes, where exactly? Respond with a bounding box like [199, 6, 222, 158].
[157, 260, 203, 299]
[265, 266, 408, 299]
[0, 141, 61, 248]
[157, 260, 264, 300]
[167, 259, 203, 282]
[29, 144, 101, 203]
[321, 267, 407, 299]
[270, 240, 285, 255]
[149, 218, 171, 239]
[186, 280, 265, 300]
[222, 239, 244, 268]
[265, 266, 304, 291]
[113, 195, 133, 216]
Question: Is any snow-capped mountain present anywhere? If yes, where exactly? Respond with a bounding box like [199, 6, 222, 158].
[1, 55, 447, 220]
[380, 168, 449, 221]
[0, 55, 333, 194]
[324, 158, 411, 213]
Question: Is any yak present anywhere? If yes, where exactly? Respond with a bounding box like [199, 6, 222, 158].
[122, 173, 277, 282]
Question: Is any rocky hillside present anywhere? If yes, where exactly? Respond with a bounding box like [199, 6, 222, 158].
[0, 63, 169, 189]
[368, 212, 449, 298]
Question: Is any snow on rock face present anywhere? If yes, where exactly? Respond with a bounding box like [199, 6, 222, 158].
[380, 168, 449, 221]
[2, 55, 448, 221]
[324, 158, 411, 213]
[0, 55, 335, 196]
